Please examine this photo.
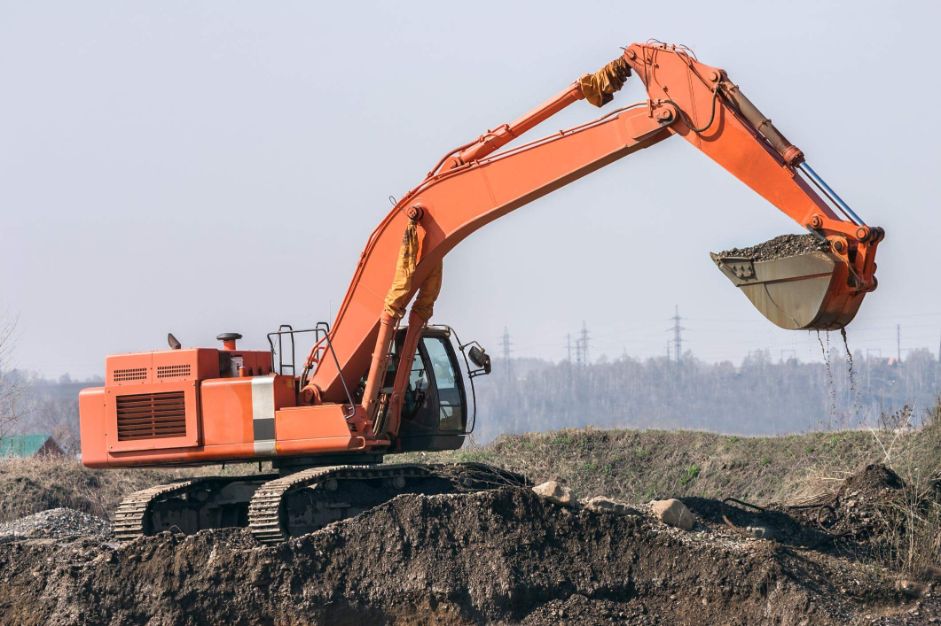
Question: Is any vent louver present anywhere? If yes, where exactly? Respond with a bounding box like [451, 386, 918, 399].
[116, 391, 186, 441]
[112, 367, 147, 383]
[156, 364, 191, 379]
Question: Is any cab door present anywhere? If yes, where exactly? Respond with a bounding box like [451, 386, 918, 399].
[396, 330, 469, 452]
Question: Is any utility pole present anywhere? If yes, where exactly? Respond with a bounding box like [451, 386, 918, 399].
[501, 327, 512, 380]
[579, 321, 590, 366]
[896, 324, 901, 363]
[670, 305, 684, 363]
[566, 333, 572, 363]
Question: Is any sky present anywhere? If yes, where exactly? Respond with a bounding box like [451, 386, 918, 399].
[1, 1, 939, 379]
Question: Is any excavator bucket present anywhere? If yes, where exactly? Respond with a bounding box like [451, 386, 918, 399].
[711, 235, 865, 331]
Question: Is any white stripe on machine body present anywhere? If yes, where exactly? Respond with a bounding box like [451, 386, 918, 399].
[251, 376, 277, 456]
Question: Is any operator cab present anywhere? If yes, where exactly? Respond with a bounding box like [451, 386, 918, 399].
[387, 326, 489, 452]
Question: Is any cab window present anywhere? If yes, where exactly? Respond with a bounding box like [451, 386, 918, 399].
[422, 336, 464, 431]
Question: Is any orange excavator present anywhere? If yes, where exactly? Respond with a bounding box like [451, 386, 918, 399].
[79, 42, 882, 543]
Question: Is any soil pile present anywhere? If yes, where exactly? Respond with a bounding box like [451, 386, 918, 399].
[0, 487, 891, 626]
[3, 463, 940, 624]
[790, 464, 910, 542]
[715, 233, 831, 261]
[829, 464, 907, 540]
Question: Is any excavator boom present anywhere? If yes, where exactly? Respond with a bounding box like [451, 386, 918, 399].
[310, 42, 881, 406]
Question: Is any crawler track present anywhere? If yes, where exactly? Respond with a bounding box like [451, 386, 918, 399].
[113, 475, 276, 542]
[248, 462, 529, 544]
[113, 463, 528, 545]
[112, 479, 201, 541]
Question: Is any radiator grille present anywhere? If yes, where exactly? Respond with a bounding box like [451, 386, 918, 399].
[112, 367, 147, 383]
[156, 364, 191, 379]
[116, 391, 186, 441]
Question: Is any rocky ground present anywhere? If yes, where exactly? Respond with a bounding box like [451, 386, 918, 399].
[0, 508, 110, 543]
[0, 464, 938, 625]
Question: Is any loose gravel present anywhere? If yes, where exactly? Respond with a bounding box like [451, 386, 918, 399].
[0, 508, 110, 543]
[716, 233, 831, 261]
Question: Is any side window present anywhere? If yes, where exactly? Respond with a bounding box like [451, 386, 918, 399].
[408, 350, 427, 391]
[400, 347, 427, 418]
[423, 337, 464, 431]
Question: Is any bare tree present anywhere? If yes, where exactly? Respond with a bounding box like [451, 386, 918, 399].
[0, 319, 19, 440]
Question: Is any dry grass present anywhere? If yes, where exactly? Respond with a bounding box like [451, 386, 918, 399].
[0, 457, 273, 523]
[400, 427, 886, 504]
[857, 404, 941, 576]
[0, 457, 193, 522]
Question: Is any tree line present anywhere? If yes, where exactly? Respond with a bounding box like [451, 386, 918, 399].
[471, 349, 941, 442]
[3, 348, 940, 454]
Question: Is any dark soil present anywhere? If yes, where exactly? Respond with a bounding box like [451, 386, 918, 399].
[2, 464, 940, 625]
[0, 485, 927, 626]
[843, 464, 905, 494]
[715, 233, 831, 261]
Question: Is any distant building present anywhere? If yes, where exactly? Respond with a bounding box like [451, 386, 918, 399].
[0, 434, 64, 458]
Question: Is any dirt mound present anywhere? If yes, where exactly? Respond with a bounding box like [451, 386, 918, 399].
[0, 508, 110, 543]
[842, 464, 905, 495]
[0, 487, 893, 625]
[792, 464, 909, 542]
[715, 233, 830, 261]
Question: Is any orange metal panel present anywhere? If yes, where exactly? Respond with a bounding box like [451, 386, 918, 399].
[81, 374, 369, 467]
[107, 348, 217, 386]
[274, 405, 363, 454]
[79, 387, 107, 467]
[200, 377, 256, 445]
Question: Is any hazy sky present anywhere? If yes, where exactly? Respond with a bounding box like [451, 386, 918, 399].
[2, 1, 939, 379]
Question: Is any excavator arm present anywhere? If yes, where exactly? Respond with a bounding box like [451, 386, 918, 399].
[306, 42, 882, 440]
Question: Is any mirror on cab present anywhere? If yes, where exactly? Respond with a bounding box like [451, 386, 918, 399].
[467, 345, 491, 375]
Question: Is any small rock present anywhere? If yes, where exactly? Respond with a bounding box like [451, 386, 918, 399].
[746, 526, 774, 540]
[649, 499, 695, 530]
[532, 481, 573, 506]
[584, 496, 639, 516]
[896, 579, 925, 598]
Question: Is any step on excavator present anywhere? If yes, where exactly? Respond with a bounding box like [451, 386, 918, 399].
[80, 41, 882, 543]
